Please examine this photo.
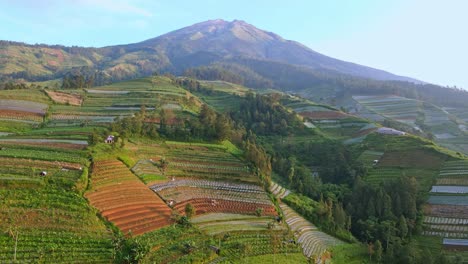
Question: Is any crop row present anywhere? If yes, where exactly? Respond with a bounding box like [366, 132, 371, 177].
[86, 159, 172, 235]
[270, 182, 290, 199]
[280, 204, 342, 258]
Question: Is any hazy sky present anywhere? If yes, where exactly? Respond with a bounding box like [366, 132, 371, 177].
[0, 0, 467, 89]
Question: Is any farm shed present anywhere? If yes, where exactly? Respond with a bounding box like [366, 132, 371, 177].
[376, 127, 406, 136]
[40, 171, 47, 176]
[443, 239, 468, 250]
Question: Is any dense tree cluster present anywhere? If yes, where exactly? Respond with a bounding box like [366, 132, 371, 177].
[230, 93, 303, 136]
[62, 67, 110, 89]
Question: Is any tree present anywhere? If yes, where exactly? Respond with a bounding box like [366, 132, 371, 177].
[374, 240, 383, 263]
[399, 215, 408, 239]
[185, 203, 195, 219]
[159, 158, 169, 176]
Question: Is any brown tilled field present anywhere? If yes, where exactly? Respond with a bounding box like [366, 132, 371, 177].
[86, 160, 172, 236]
[299, 111, 349, 120]
[46, 90, 83, 106]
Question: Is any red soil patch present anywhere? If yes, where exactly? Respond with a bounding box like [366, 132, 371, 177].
[173, 198, 277, 217]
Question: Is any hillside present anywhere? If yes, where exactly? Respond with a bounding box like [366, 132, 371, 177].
[1, 74, 467, 263]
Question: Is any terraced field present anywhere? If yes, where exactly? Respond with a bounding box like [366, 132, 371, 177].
[47, 77, 200, 128]
[191, 213, 277, 235]
[424, 159, 468, 247]
[280, 204, 343, 260]
[284, 98, 374, 142]
[353, 95, 468, 155]
[147, 143, 277, 217]
[269, 182, 290, 199]
[86, 160, 173, 236]
[0, 148, 113, 263]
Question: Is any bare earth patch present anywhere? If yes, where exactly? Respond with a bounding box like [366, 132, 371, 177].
[46, 90, 83, 106]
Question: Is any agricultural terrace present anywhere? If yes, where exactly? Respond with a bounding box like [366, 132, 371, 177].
[47, 77, 201, 128]
[353, 95, 421, 127]
[191, 213, 281, 235]
[151, 179, 276, 217]
[0, 152, 113, 263]
[280, 204, 343, 260]
[86, 160, 172, 236]
[353, 95, 468, 155]
[45, 90, 83, 106]
[269, 182, 290, 199]
[0, 99, 48, 124]
[134, 141, 258, 184]
[195, 82, 248, 112]
[135, 225, 305, 263]
[424, 159, 468, 247]
[0, 138, 87, 150]
[359, 133, 451, 190]
[134, 140, 277, 218]
[284, 98, 374, 141]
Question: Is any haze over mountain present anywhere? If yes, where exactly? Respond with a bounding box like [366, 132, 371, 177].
[0, 19, 417, 83]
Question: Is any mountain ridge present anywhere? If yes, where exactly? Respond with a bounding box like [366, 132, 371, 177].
[0, 19, 420, 83]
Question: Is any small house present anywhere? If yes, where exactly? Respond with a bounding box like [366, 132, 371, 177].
[373, 160, 379, 166]
[105, 135, 115, 144]
[40, 171, 47, 176]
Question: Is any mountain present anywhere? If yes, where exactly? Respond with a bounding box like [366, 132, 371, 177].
[0, 19, 417, 83]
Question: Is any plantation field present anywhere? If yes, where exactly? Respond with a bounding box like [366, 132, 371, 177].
[86, 159, 173, 236]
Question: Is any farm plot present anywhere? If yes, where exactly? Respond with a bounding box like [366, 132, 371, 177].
[152, 181, 275, 217]
[353, 95, 421, 127]
[131, 159, 165, 184]
[219, 231, 302, 260]
[146, 142, 259, 184]
[0, 144, 88, 164]
[0, 155, 113, 263]
[269, 182, 290, 199]
[423, 216, 468, 239]
[86, 160, 172, 236]
[280, 204, 343, 259]
[45, 90, 83, 106]
[0, 99, 48, 114]
[191, 213, 277, 235]
[428, 196, 468, 206]
[434, 160, 468, 189]
[431, 186, 468, 194]
[378, 149, 445, 169]
[357, 150, 384, 169]
[151, 179, 275, 217]
[424, 204, 468, 219]
[0, 138, 88, 150]
[0, 99, 48, 123]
